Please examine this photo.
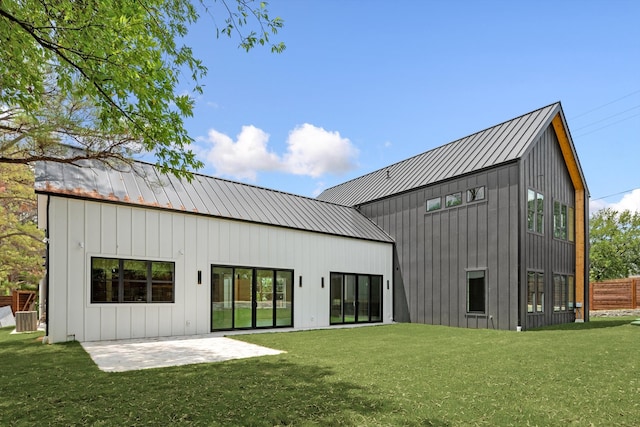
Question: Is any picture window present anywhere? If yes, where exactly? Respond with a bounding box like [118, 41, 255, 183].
[91, 257, 174, 303]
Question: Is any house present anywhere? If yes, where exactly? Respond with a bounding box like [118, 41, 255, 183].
[317, 102, 589, 330]
[35, 161, 394, 343]
[35, 102, 588, 342]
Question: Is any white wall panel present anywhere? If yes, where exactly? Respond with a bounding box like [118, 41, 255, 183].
[132, 208, 146, 256]
[145, 211, 160, 258]
[145, 306, 159, 337]
[84, 307, 101, 341]
[49, 198, 68, 343]
[131, 309, 146, 338]
[46, 197, 393, 342]
[100, 306, 117, 340]
[67, 199, 86, 340]
[116, 208, 131, 255]
[116, 306, 132, 340]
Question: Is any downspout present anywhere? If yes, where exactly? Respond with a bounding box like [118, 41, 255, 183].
[44, 195, 50, 340]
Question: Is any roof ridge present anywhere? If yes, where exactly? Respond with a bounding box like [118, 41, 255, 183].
[320, 102, 561, 195]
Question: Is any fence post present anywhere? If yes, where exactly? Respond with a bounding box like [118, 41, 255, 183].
[589, 282, 594, 310]
[633, 278, 638, 309]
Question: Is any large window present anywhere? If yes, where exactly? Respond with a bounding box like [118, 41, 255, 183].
[554, 201, 574, 242]
[527, 271, 544, 313]
[211, 266, 293, 331]
[330, 272, 382, 324]
[466, 270, 486, 314]
[553, 274, 575, 312]
[527, 189, 544, 234]
[91, 257, 174, 303]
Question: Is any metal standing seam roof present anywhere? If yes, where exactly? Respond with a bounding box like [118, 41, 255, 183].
[34, 160, 393, 243]
[316, 103, 562, 206]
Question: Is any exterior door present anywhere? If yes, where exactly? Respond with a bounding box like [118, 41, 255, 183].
[211, 266, 293, 331]
[330, 272, 383, 324]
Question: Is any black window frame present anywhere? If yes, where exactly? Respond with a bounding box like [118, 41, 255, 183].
[527, 271, 544, 313]
[445, 192, 462, 208]
[426, 197, 441, 212]
[553, 274, 575, 312]
[211, 265, 294, 331]
[467, 186, 486, 203]
[527, 189, 544, 234]
[329, 272, 383, 324]
[91, 257, 175, 304]
[466, 270, 486, 314]
[553, 200, 574, 242]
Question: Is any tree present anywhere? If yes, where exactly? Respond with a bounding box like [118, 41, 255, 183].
[0, 164, 44, 294]
[589, 208, 640, 282]
[0, 0, 284, 178]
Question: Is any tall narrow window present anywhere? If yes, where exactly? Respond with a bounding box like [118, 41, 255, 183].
[536, 193, 544, 234]
[466, 270, 486, 314]
[527, 271, 544, 313]
[568, 207, 575, 242]
[536, 272, 544, 312]
[527, 189, 544, 233]
[554, 201, 572, 240]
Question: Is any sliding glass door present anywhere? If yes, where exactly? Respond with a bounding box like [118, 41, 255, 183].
[330, 272, 383, 324]
[212, 265, 293, 331]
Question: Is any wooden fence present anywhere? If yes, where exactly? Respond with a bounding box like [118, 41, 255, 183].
[589, 278, 640, 311]
[0, 291, 37, 315]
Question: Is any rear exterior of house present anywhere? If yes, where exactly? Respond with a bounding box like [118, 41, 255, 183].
[36, 162, 394, 343]
[318, 103, 589, 330]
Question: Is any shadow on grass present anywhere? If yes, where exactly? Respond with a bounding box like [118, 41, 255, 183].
[528, 317, 637, 332]
[0, 328, 450, 426]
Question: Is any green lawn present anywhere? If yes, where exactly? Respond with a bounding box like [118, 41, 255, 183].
[1, 318, 639, 426]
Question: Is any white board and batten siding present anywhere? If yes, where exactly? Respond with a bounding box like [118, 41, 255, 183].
[44, 196, 394, 343]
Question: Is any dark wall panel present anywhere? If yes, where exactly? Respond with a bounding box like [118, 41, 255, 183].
[361, 162, 519, 330]
[522, 126, 576, 329]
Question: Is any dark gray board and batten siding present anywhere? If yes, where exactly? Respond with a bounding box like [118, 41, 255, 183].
[359, 163, 520, 330]
[521, 126, 577, 329]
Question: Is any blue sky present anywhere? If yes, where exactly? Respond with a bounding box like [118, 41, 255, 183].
[181, 0, 639, 213]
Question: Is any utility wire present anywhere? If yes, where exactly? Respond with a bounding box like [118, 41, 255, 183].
[591, 187, 640, 201]
[573, 104, 640, 131]
[574, 112, 640, 138]
[570, 89, 640, 120]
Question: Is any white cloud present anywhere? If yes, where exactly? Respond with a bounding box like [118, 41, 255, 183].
[590, 189, 640, 214]
[199, 124, 358, 182]
[283, 124, 358, 178]
[609, 189, 640, 213]
[203, 125, 280, 181]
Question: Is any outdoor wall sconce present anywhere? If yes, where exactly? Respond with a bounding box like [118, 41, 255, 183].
[321, 277, 324, 288]
[197, 270, 202, 284]
[299, 276, 302, 287]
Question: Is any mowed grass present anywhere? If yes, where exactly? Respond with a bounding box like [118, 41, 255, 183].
[1, 318, 639, 426]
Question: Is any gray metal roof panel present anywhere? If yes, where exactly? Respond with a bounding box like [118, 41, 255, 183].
[35, 160, 393, 243]
[318, 103, 560, 206]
